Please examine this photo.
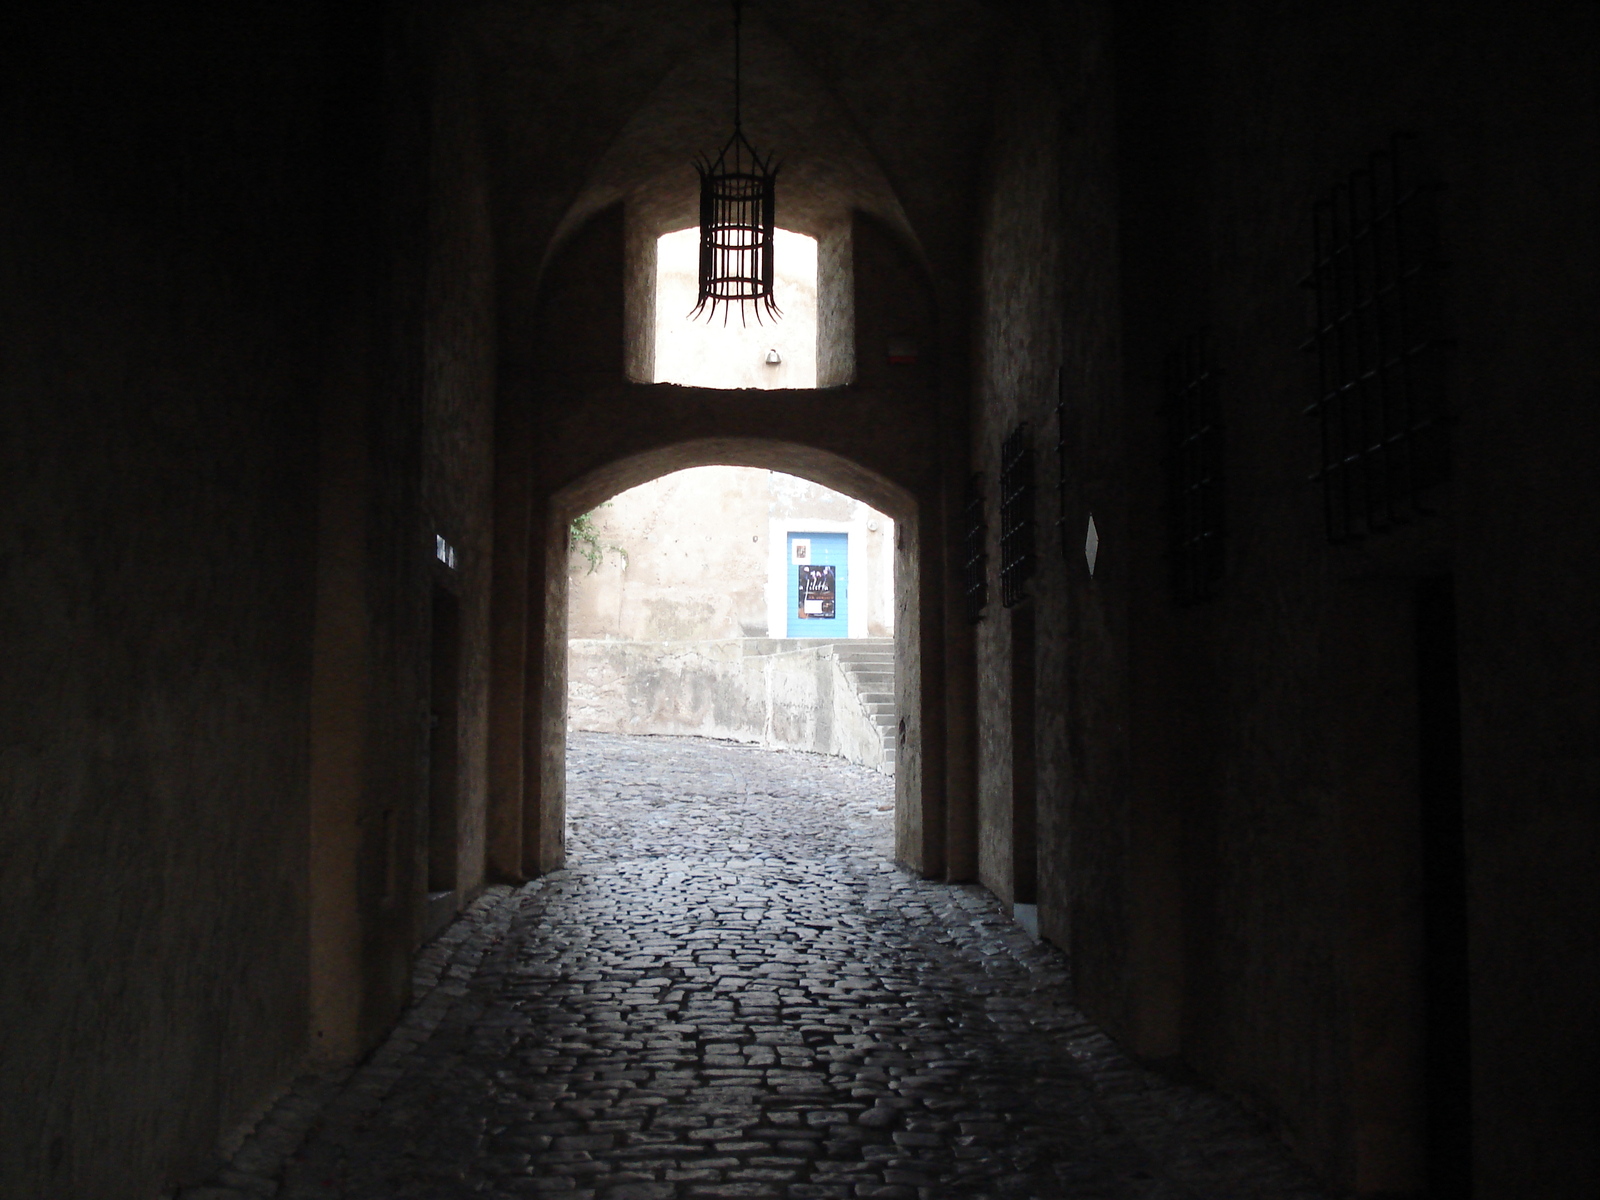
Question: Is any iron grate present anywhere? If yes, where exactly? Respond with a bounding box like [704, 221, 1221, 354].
[962, 474, 989, 624]
[999, 423, 1035, 608]
[1164, 330, 1225, 605]
[1302, 133, 1449, 544]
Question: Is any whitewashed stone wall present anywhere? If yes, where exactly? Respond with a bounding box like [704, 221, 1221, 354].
[567, 638, 889, 773]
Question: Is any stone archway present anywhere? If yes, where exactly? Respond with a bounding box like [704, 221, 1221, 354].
[485, 435, 941, 888]
[484, 188, 957, 891]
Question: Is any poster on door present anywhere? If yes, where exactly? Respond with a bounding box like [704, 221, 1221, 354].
[797, 564, 836, 619]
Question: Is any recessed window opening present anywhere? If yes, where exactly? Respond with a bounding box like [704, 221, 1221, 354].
[654, 228, 818, 389]
[566, 465, 895, 773]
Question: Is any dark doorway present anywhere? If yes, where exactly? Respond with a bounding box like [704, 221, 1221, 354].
[428, 586, 462, 897]
[1416, 575, 1471, 1197]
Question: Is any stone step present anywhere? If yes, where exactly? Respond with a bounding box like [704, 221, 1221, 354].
[846, 675, 895, 690]
[824, 642, 896, 775]
[844, 677, 894, 691]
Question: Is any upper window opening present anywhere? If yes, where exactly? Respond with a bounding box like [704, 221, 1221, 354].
[654, 227, 817, 389]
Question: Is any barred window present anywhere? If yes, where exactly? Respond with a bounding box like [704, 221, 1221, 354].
[1164, 330, 1224, 605]
[962, 474, 988, 624]
[999, 423, 1035, 607]
[1303, 133, 1449, 543]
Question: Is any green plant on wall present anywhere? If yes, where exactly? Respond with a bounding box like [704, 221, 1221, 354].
[569, 507, 627, 574]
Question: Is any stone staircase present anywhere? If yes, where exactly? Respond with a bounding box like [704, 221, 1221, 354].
[827, 638, 897, 772]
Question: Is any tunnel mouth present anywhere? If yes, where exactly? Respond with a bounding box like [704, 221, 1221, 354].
[547, 443, 918, 877]
[564, 465, 898, 789]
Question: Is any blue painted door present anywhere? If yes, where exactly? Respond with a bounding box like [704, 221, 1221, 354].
[787, 532, 848, 638]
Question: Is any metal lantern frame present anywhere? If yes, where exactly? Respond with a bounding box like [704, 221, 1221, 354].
[691, 0, 781, 325]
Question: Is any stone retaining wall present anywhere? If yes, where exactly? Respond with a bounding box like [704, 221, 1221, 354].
[567, 638, 890, 772]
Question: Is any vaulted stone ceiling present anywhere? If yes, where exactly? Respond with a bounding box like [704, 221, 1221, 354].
[444, 0, 1010, 295]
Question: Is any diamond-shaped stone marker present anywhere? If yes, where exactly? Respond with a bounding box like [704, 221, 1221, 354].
[1085, 513, 1099, 576]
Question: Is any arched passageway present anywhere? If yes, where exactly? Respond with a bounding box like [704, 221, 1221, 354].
[486, 434, 941, 894]
[4, 2, 1595, 1198]
[472, 58, 963, 885]
[563, 465, 899, 767]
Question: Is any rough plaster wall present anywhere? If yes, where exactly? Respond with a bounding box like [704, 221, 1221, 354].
[893, 518, 926, 871]
[538, 512, 569, 876]
[816, 219, 856, 387]
[970, 37, 1065, 907]
[1036, 1, 1121, 988]
[570, 467, 822, 641]
[0, 5, 332, 1194]
[350, 7, 436, 1059]
[567, 639, 888, 771]
[653, 228, 818, 390]
[424, 48, 497, 902]
[839, 218, 941, 876]
[564, 473, 896, 643]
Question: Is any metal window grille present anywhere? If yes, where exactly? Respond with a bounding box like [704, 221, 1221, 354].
[1055, 371, 1069, 559]
[999, 423, 1035, 608]
[1302, 133, 1449, 543]
[1164, 330, 1225, 605]
[962, 474, 989, 624]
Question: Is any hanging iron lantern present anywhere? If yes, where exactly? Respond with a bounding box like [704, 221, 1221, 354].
[691, 0, 780, 325]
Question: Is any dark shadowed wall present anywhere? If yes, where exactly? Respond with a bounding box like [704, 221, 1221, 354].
[0, 3, 352, 1194]
[970, 2, 1599, 1194]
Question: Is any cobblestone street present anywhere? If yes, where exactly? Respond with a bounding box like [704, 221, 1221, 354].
[208, 733, 1329, 1200]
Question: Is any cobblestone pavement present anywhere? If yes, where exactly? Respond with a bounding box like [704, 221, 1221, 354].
[198, 733, 1330, 1200]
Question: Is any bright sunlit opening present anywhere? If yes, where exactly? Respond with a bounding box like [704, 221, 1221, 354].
[654, 227, 817, 389]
